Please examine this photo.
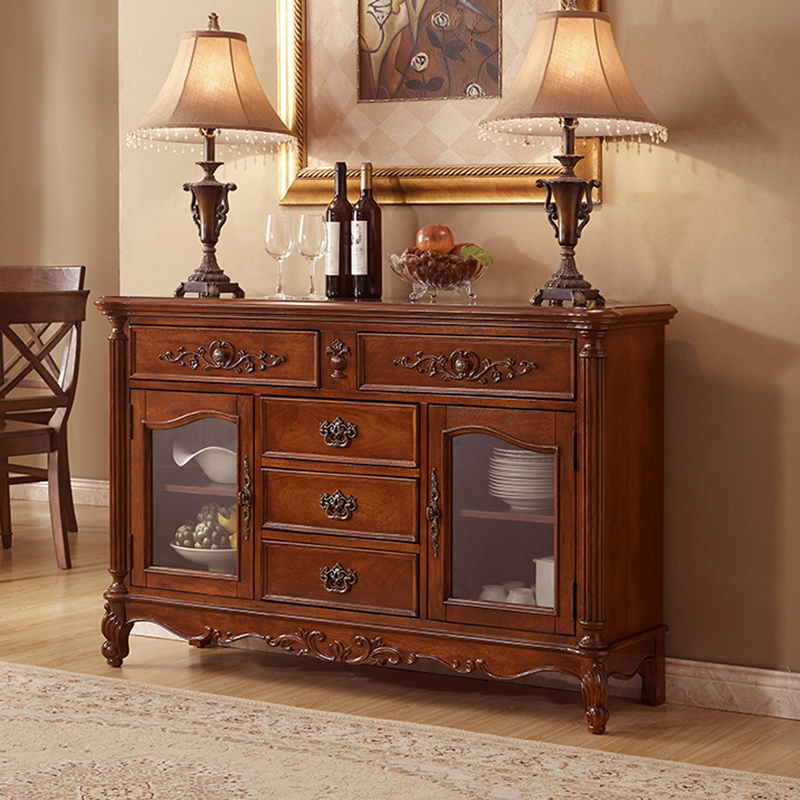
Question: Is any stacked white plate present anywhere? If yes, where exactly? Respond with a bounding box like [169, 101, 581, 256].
[488, 447, 554, 513]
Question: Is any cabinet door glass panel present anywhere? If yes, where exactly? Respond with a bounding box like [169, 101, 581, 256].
[451, 433, 555, 608]
[151, 418, 239, 575]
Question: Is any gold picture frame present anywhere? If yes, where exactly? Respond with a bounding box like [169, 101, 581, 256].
[277, 0, 601, 205]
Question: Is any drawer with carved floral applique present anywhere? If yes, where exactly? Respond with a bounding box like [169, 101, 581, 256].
[130, 326, 318, 386]
[358, 334, 575, 399]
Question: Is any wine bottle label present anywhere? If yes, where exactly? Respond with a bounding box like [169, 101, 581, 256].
[351, 220, 368, 276]
[325, 221, 340, 276]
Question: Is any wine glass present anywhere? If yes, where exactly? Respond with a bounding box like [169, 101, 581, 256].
[265, 213, 295, 300]
[297, 214, 328, 301]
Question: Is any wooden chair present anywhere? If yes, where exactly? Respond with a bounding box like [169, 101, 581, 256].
[0, 266, 88, 569]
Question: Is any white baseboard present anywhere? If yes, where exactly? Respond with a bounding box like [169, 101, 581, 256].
[10, 478, 109, 507]
[664, 657, 800, 720]
[24, 485, 796, 722]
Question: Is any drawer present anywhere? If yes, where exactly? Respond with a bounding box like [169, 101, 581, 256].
[130, 326, 318, 387]
[262, 398, 418, 467]
[359, 334, 575, 399]
[262, 542, 418, 616]
[263, 469, 418, 542]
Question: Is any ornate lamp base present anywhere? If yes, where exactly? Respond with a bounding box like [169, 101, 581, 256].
[530, 253, 605, 307]
[531, 285, 605, 307]
[175, 279, 244, 299]
[174, 154, 245, 299]
[530, 122, 604, 308]
[175, 251, 244, 298]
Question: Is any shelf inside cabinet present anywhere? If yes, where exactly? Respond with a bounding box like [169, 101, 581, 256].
[161, 483, 238, 497]
[459, 508, 555, 525]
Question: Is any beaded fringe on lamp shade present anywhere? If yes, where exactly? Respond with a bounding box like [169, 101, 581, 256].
[479, 11, 667, 145]
[127, 28, 295, 152]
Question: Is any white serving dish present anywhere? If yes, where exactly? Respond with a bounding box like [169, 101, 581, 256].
[170, 543, 237, 573]
[173, 441, 237, 484]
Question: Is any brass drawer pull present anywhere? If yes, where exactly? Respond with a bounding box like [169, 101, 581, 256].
[320, 489, 358, 521]
[319, 562, 358, 594]
[319, 416, 358, 448]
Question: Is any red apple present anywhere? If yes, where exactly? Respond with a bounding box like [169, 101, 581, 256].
[416, 224, 455, 254]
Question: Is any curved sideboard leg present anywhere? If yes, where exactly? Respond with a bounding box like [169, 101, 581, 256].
[581, 660, 610, 734]
[101, 601, 133, 667]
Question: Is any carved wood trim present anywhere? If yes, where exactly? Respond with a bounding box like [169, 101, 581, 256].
[192, 626, 587, 682]
[326, 338, 351, 379]
[158, 341, 286, 373]
[393, 349, 537, 384]
[577, 331, 607, 649]
[105, 313, 130, 590]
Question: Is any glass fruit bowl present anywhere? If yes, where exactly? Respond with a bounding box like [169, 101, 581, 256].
[389, 248, 488, 303]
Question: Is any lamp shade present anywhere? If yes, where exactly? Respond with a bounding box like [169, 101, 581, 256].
[128, 24, 295, 151]
[479, 11, 667, 144]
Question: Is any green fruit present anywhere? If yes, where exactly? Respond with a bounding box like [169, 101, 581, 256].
[459, 245, 493, 266]
[196, 503, 220, 523]
[193, 517, 228, 550]
[174, 521, 195, 547]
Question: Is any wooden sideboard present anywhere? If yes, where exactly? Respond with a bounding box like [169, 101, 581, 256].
[95, 297, 676, 733]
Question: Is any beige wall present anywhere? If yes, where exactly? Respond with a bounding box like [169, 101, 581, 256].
[0, 1, 118, 481]
[116, 0, 800, 672]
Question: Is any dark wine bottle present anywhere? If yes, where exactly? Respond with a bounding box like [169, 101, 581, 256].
[325, 162, 353, 299]
[351, 162, 382, 300]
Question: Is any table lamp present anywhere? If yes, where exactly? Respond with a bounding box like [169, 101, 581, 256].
[479, 0, 667, 307]
[128, 13, 296, 298]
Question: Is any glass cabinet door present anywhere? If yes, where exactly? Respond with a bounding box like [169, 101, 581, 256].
[131, 390, 253, 598]
[428, 405, 575, 634]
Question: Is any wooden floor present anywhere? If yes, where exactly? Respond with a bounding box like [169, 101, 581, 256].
[2, 499, 799, 779]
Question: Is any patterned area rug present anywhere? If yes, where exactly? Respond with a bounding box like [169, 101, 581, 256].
[1, 661, 798, 800]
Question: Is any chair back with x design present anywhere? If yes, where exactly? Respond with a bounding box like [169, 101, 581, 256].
[0, 266, 88, 569]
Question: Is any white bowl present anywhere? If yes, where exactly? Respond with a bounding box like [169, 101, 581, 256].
[507, 586, 537, 605]
[173, 441, 237, 484]
[170, 543, 237, 573]
[478, 584, 508, 602]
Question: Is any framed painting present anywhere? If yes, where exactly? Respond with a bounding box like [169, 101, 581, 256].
[277, 0, 601, 205]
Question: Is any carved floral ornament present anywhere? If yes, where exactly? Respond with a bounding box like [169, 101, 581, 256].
[188, 626, 589, 681]
[158, 340, 286, 373]
[326, 338, 351, 379]
[394, 348, 537, 384]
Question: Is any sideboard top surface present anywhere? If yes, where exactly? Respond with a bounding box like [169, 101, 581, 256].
[95, 297, 677, 333]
